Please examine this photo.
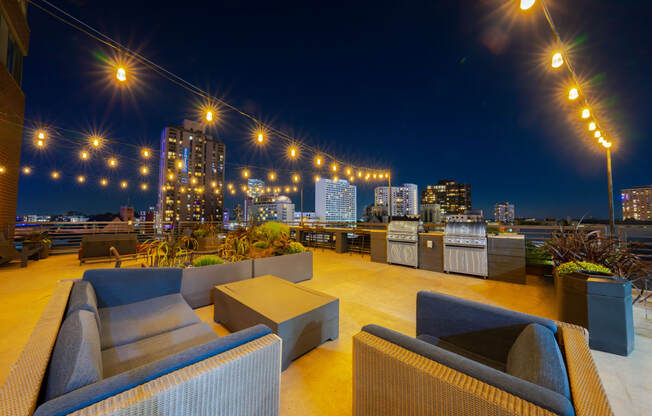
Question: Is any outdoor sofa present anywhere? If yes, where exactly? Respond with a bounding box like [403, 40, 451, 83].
[79, 234, 138, 264]
[353, 291, 614, 416]
[0, 268, 282, 416]
[0, 236, 43, 268]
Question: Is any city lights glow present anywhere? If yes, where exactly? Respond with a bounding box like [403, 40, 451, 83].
[581, 109, 590, 119]
[551, 53, 563, 69]
[568, 87, 579, 100]
[331, 163, 338, 172]
[168, 173, 175, 180]
[520, 0, 535, 10]
[22, 167, 31, 174]
[116, 67, 126, 82]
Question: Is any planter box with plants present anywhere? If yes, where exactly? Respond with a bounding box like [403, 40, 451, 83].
[546, 226, 643, 356]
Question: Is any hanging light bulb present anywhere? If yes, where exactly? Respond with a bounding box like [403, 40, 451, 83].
[268, 172, 276, 181]
[141, 148, 151, 158]
[36, 139, 45, 148]
[90, 136, 101, 148]
[116, 67, 126, 82]
[365, 173, 370, 180]
[331, 163, 338, 172]
[77, 175, 86, 183]
[80, 150, 89, 160]
[315, 156, 322, 166]
[520, 0, 535, 10]
[292, 174, 300, 183]
[120, 181, 128, 189]
[230, 189, 236, 194]
[588, 121, 596, 131]
[214, 188, 220, 194]
[257, 132, 264, 143]
[242, 170, 250, 178]
[37, 130, 46, 140]
[598, 137, 605, 144]
[581, 109, 591, 119]
[379, 173, 384, 179]
[349, 176, 354, 182]
[551, 52, 563, 69]
[168, 173, 175, 180]
[314, 175, 321, 182]
[357, 171, 362, 178]
[51, 171, 60, 179]
[293, 186, 298, 192]
[211, 181, 217, 188]
[22, 167, 31, 174]
[206, 110, 213, 122]
[227, 183, 233, 189]
[180, 187, 186, 194]
[345, 168, 351, 175]
[191, 177, 198, 185]
[289, 146, 297, 158]
[568, 87, 579, 100]
[594, 131, 601, 138]
[603, 141, 612, 148]
[0, 166, 5, 174]
[141, 183, 148, 190]
[373, 173, 378, 179]
[333, 176, 339, 182]
[108, 158, 118, 168]
[100, 178, 108, 186]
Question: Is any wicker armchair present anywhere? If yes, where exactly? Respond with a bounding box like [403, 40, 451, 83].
[353, 291, 613, 416]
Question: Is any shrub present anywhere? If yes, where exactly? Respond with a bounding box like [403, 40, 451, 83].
[252, 241, 268, 249]
[285, 241, 306, 254]
[193, 229, 208, 238]
[255, 221, 289, 242]
[556, 261, 611, 275]
[192, 255, 224, 267]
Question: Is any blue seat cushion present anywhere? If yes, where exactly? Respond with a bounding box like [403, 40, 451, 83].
[102, 322, 219, 377]
[417, 333, 505, 371]
[45, 310, 103, 401]
[98, 293, 201, 350]
[66, 281, 101, 330]
[507, 323, 571, 399]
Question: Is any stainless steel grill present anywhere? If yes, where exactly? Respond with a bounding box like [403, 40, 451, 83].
[443, 221, 488, 278]
[386, 221, 419, 267]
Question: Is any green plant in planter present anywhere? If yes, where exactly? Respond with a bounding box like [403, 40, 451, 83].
[192, 255, 224, 267]
[193, 229, 208, 238]
[285, 241, 306, 254]
[252, 241, 268, 249]
[556, 261, 612, 276]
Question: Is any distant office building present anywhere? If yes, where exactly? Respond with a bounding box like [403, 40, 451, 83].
[250, 194, 295, 223]
[447, 209, 484, 223]
[621, 186, 652, 221]
[294, 211, 317, 224]
[374, 183, 418, 217]
[421, 180, 471, 215]
[0, 2, 29, 238]
[232, 204, 243, 223]
[420, 203, 442, 224]
[157, 119, 225, 222]
[244, 178, 265, 220]
[120, 206, 135, 221]
[494, 202, 515, 224]
[315, 179, 357, 223]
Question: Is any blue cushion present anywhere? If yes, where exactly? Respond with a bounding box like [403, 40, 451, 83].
[34, 324, 272, 416]
[98, 293, 201, 350]
[83, 268, 183, 308]
[66, 281, 101, 330]
[507, 323, 571, 399]
[362, 325, 574, 416]
[44, 310, 103, 401]
[102, 322, 219, 377]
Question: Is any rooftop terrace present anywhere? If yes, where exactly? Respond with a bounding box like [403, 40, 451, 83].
[1, 250, 650, 415]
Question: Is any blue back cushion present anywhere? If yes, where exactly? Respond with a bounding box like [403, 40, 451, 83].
[45, 310, 103, 401]
[507, 323, 571, 399]
[83, 268, 183, 308]
[66, 281, 101, 330]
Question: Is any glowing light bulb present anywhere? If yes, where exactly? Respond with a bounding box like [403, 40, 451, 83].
[191, 177, 197, 185]
[285, 186, 290, 193]
[333, 176, 339, 182]
[257, 132, 264, 143]
[373, 173, 378, 179]
[599, 137, 605, 144]
[315, 175, 321, 182]
[289, 146, 297, 158]
[108, 158, 117, 168]
[588, 122, 596, 131]
[568, 88, 579, 100]
[581, 109, 590, 119]
[603, 141, 612, 148]
[51, 171, 60, 179]
[80, 151, 89, 160]
[141, 148, 150, 158]
[22, 167, 31, 174]
[141, 183, 148, 190]
[268, 172, 276, 181]
[293, 174, 300, 183]
[0, 166, 5, 174]
[520, 0, 535, 10]
[37, 131, 46, 140]
[138, 166, 148, 175]
[214, 189, 220, 194]
[227, 183, 233, 189]
[379, 173, 384, 179]
[100, 178, 108, 186]
[206, 110, 213, 122]
[242, 170, 250, 178]
[331, 163, 338, 172]
[168, 173, 175, 180]
[365, 173, 370, 180]
[349, 176, 354, 182]
[77, 175, 86, 183]
[551, 53, 563, 69]
[120, 181, 128, 189]
[345, 168, 351, 175]
[180, 187, 186, 193]
[357, 171, 362, 178]
[230, 189, 236, 194]
[177, 160, 183, 169]
[315, 156, 322, 166]
[211, 181, 217, 188]
[116, 67, 126, 82]
[594, 131, 601, 138]
[293, 186, 298, 192]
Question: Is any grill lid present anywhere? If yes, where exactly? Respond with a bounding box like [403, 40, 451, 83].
[444, 221, 486, 238]
[387, 221, 419, 234]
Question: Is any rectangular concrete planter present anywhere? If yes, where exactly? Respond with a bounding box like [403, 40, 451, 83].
[181, 259, 253, 308]
[253, 251, 313, 283]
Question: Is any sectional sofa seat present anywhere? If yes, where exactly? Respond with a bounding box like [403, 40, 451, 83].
[0, 268, 281, 416]
[353, 291, 614, 416]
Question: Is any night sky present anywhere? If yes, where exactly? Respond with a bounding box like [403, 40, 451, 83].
[16, 0, 652, 219]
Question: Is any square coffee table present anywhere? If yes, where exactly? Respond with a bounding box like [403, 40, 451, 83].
[213, 275, 339, 370]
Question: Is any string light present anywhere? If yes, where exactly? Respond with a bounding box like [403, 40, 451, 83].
[168, 173, 175, 180]
[51, 171, 60, 179]
[139, 166, 148, 175]
[268, 172, 276, 181]
[379, 173, 384, 179]
[90, 136, 101, 148]
[141, 148, 151, 158]
[120, 181, 128, 189]
[116, 67, 126, 82]
[211, 181, 217, 188]
[242, 169, 250, 178]
[331, 163, 338, 172]
[568, 87, 579, 100]
[227, 183, 233, 189]
[80, 150, 89, 160]
[520, 0, 535, 10]
[345, 168, 351, 175]
[108, 158, 118, 168]
[588, 122, 596, 131]
[257, 132, 264, 144]
[315, 156, 322, 166]
[284, 186, 290, 193]
[77, 175, 86, 183]
[230, 189, 236, 194]
[0, 166, 5, 174]
[551, 52, 563, 69]
[141, 183, 148, 190]
[314, 175, 321, 182]
[373, 173, 377, 179]
[22, 167, 31, 174]
[581, 109, 590, 119]
[177, 160, 183, 169]
[357, 171, 362, 178]
[594, 131, 601, 138]
[293, 186, 298, 192]
[100, 178, 108, 186]
[190, 177, 198, 185]
[333, 176, 339, 182]
[349, 176, 354, 182]
[205, 110, 214, 122]
[289, 146, 297, 159]
[292, 174, 300, 183]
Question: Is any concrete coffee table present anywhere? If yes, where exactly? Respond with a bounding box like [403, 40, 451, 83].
[213, 275, 339, 370]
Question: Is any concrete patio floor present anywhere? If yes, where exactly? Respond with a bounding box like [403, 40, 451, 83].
[1, 250, 650, 415]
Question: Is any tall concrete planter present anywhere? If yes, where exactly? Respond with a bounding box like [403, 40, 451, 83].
[253, 251, 313, 283]
[181, 259, 253, 308]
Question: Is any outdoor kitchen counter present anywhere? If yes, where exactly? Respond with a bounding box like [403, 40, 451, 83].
[487, 234, 526, 284]
[418, 233, 444, 272]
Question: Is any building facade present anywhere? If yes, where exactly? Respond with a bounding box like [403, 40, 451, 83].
[420, 203, 442, 224]
[621, 186, 652, 221]
[315, 179, 357, 223]
[249, 194, 295, 223]
[0, 1, 29, 238]
[494, 202, 515, 224]
[157, 120, 225, 222]
[374, 183, 418, 217]
[420, 180, 471, 216]
[244, 178, 265, 221]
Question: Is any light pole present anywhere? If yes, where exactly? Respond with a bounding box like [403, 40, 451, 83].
[606, 149, 616, 236]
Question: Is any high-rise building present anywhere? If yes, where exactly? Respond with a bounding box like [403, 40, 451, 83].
[621, 186, 652, 221]
[157, 120, 225, 222]
[249, 194, 295, 223]
[494, 202, 515, 224]
[374, 183, 418, 217]
[0, 2, 29, 238]
[244, 178, 265, 221]
[421, 180, 471, 215]
[420, 203, 442, 224]
[315, 179, 357, 223]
